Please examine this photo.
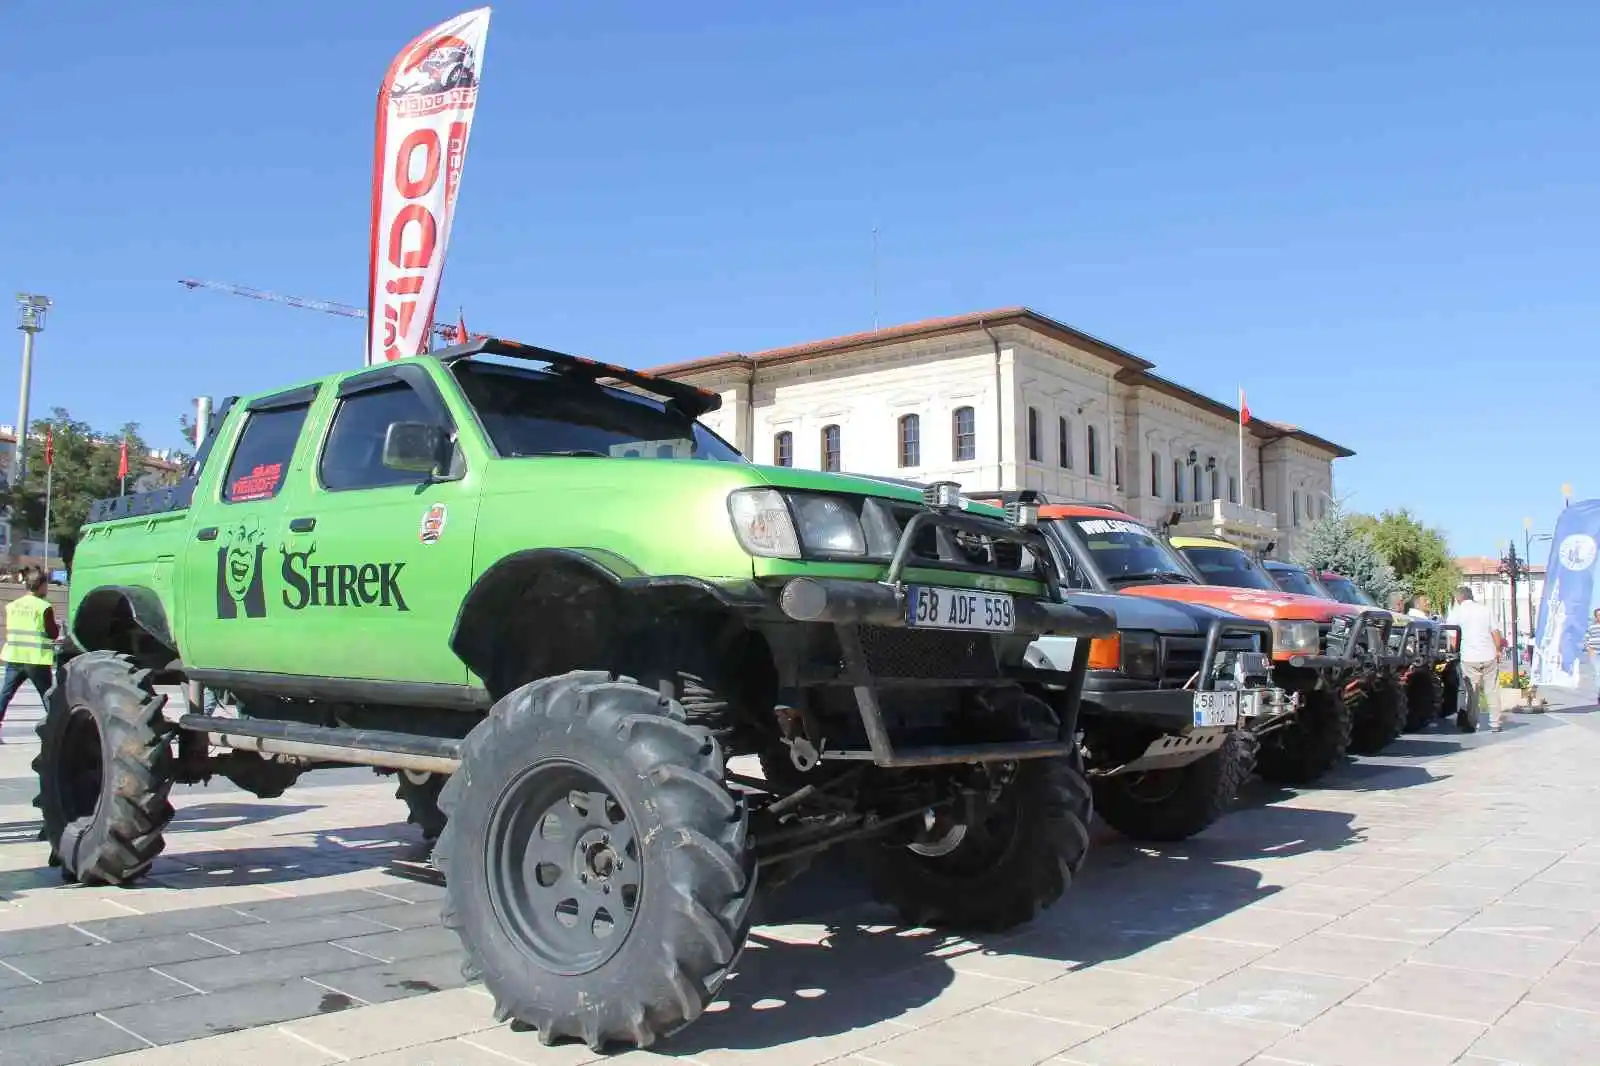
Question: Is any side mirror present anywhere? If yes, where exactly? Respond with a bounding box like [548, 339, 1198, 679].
[381, 421, 450, 474]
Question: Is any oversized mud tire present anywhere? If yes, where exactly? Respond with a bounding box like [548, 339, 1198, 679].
[1439, 663, 1465, 724]
[866, 691, 1092, 932]
[1254, 686, 1351, 785]
[435, 671, 754, 1051]
[1094, 730, 1258, 842]
[1403, 668, 1442, 732]
[1456, 670, 1479, 733]
[396, 771, 448, 843]
[32, 651, 174, 885]
[1348, 674, 1407, 755]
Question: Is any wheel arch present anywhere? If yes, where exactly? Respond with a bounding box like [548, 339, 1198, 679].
[450, 548, 748, 700]
[69, 585, 180, 670]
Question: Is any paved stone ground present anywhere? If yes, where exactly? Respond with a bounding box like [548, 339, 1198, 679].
[3, 685, 1600, 1066]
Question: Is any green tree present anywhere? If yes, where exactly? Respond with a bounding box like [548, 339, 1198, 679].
[1293, 498, 1403, 604]
[3, 408, 152, 569]
[1349, 508, 1461, 613]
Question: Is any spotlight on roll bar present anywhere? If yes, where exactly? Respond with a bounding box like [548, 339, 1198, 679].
[921, 481, 963, 511]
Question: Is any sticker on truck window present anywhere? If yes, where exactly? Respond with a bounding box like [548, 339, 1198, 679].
[227, 462, 283, 502]
[1077, 519, 1147, 537]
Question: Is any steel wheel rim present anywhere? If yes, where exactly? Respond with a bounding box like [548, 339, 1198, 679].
[61, 706, 104, 823]
[906, 768, 1023, 875]
[485, 760, 642, 976]
[1119, 768, 1187, 805]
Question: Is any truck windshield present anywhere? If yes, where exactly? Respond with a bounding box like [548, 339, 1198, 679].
[453, 360, 744, 462]
[1268, 566, 1326, 598]
[1054, 517, 1197, 587]
[1318, 574, 1374, 606]
[1179, 546, 1280, 591]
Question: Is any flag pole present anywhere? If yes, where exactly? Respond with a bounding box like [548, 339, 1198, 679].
[43, 462, 51, 570]
[1237, 386, 1246, 507]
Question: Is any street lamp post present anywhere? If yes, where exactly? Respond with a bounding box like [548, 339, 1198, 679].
[11, 294, 51, 565]
[1522, 517, 1554, 676]
[12, 294, 51, 488]
[1499, 541, 1522, 686]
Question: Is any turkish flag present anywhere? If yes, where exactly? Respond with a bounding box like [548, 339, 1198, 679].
[43, 426, 53, 468]
[1239, 388, 1252, 425]
[117, 438, 129, 479]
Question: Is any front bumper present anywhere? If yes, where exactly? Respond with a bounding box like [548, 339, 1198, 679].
[1078, 617, 1293, 767]
[776, 575, 1113, 637]
[763, 506, 1115, 769]
[1083, 683, 1292, 733]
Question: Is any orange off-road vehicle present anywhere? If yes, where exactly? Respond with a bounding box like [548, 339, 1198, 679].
[1031, 506, 1391, 784]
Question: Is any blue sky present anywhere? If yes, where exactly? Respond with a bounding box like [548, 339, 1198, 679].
[3, 0, 1593, 557]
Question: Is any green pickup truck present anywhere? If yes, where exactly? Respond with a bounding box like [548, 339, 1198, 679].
[38, 338, 1112, 1051]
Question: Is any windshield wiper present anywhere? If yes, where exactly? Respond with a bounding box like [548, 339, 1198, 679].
[518, 449, 611, 458]
[1113, 570, 1197, 585]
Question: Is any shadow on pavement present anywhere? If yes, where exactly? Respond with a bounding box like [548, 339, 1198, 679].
[0, 813, 434, 895]
[168, 801, 323, 832]
[2, 769, 1368, 1057]
[644, 802, 1362, 1057]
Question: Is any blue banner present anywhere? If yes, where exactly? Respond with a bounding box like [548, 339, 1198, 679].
[1532, 499, 1600, 686]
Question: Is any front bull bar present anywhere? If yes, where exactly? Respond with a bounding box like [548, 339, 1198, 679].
[778, 503, 1115, 769]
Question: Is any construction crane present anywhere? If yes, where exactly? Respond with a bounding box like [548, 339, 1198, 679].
[178, 278, 472, 344]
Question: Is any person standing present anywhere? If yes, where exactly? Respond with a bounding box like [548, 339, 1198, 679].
[1447, 585, 1505, 732]
[1407, 594, 1432, 620]
[0, 568, 59, 742]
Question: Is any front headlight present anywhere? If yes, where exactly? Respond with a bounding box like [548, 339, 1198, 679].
[790, 494, 867, 556]
[1270, 620, 1320, 653]
[727, 488, 801, 558]
[1120, 630, 1160, 679]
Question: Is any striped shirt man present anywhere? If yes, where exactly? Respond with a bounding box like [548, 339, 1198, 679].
[1587, 610, 1600, 653]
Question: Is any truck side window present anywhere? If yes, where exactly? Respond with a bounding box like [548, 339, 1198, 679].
[320, 383, 438, 491]
[222, 404, 311, 503]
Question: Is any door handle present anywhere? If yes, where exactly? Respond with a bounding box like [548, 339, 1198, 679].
[196, 527, 218, 541]
[289, 517, 316, 533]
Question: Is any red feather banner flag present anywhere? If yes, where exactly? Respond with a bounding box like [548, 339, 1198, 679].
[366, 7, 492, 365]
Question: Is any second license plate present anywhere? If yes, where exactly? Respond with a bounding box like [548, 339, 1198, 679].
[1193, 690, 1240, 728]
[906, 586, 1015, 633]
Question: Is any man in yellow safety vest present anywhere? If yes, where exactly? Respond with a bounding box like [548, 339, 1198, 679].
[0, 567, 59, 741]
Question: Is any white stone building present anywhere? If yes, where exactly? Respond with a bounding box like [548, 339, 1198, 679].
[1457, 555, 1547, 649]
[650, 307, 1352, 559]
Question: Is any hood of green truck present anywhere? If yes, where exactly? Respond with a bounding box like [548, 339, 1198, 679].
[474, 456, 1030, 591]
[743, 464, 1009, 517]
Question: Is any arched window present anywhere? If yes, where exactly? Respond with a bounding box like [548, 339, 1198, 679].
[1292, 492, 1301, 525]
[1192, 463, 1203, 502]
[1113, 446, 1123, 490]
[1173, 458, 1183, 502]
[821, 425, 841, 472]
[897, 414, 920, 468]
[1087, 425, 1101, 476]
[1228, 475, 1237, 504]
[1150, 452, 1162, 499]
[773, 431, 793, 467]
[1027, 407, 1041, 462]
[1058, 416, 1072, 468]
[952, 407, 975, 462]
